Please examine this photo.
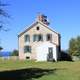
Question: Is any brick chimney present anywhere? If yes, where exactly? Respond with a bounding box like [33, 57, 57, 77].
[37, 13, 50, 25]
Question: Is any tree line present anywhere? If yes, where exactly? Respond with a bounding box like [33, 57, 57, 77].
[69, 36, 80, 56]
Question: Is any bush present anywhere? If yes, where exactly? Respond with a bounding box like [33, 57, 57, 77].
[60, 50, 72, 61]
[11, 50, 18, 56]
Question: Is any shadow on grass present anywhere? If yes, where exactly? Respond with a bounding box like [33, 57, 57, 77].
[0, 68, 56, 80]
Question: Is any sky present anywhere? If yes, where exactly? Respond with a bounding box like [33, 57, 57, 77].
[0, 0, 80, 51]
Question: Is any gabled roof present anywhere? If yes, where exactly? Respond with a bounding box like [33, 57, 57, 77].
[18, 21, 60, 37]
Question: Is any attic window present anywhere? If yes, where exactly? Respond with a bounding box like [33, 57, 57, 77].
[36, 26, 39, 30]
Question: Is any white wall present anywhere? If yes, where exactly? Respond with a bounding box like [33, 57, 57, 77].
[36, 42, 57, 61]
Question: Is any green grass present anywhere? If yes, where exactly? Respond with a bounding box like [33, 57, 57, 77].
[0, 60, 80, 80]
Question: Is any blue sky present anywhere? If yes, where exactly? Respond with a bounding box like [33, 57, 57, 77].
[0, 0, 80, 51]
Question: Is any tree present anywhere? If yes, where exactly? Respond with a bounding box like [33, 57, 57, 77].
[0, 46, 3, 51]
[69, 36, 80, 56]
[69, 38, 76, 56]
[0, 0, 10, 31]
[0, 0, 10, 50]
[0, 1, 9, 17]
[11, 50, 19, 56]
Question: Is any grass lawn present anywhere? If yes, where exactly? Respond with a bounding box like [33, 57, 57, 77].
[0, 60, 80, 80]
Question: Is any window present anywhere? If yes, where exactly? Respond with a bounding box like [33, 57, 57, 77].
[38, 34, 43, 41]
[33, 34, 37, 42]
[24, 34, 30, 42]
[24, 46, 31, 53]
[26, 57, 30, 59]
[36, 26, 39, 30]
[46, 34, 52, 41]
[33, 34, 43, 42]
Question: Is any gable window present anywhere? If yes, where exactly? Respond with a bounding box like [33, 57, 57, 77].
[33, 34, 43, 42]
[36, 26, 39, 30]
[24, 46, 31, 53]
[24, 34, 30, 42]
[46, 34, 52, 41]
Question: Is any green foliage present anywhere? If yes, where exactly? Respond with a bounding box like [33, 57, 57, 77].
[69, 36, 80, 56]
[11, 49, 18, 56]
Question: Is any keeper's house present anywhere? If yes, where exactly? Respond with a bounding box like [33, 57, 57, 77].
[18, 14, 61, 61]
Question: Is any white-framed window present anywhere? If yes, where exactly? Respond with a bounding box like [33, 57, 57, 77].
[33, 34, 37, 42]
[46, 34, 52, 41]
[24, 46, 31, 53]
[38, 34, 43, 41]
[33, 34, 43, 42]
[24, 34, 30, 42]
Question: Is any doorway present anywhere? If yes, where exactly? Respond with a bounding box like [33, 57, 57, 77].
[47, 47, 53, 61]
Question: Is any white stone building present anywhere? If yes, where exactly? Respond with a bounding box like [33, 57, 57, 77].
[18, 14, 61, 61]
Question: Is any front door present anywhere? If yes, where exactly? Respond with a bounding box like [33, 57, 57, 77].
[47, 47, 53, 61]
